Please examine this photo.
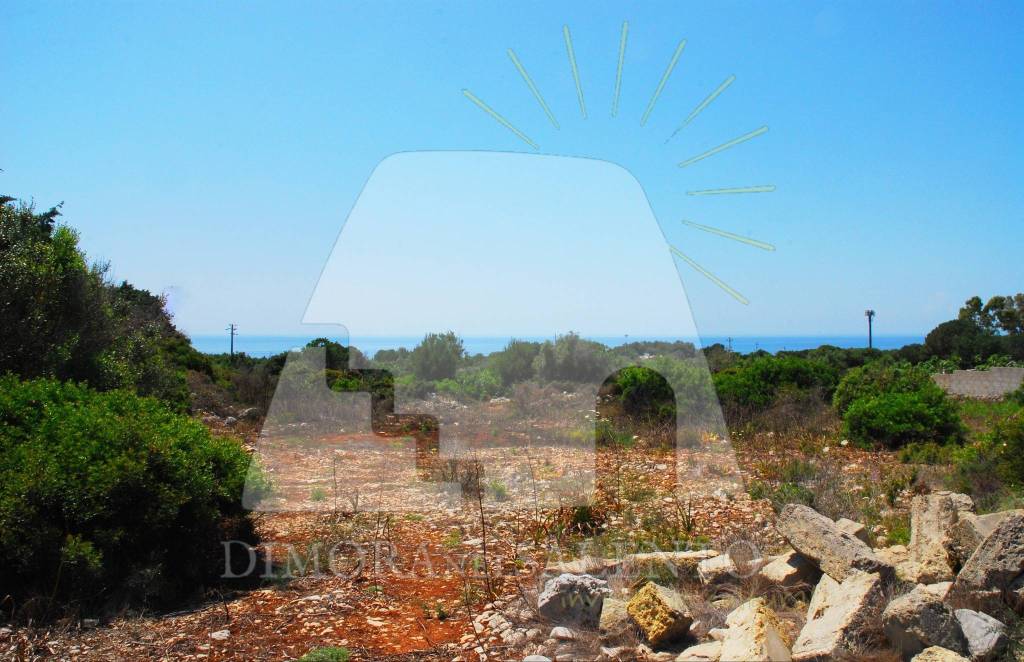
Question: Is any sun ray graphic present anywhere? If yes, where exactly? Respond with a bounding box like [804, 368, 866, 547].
[461, 23, 777, 305]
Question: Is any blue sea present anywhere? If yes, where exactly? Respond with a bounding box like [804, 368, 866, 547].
[188, 334, 923, 358]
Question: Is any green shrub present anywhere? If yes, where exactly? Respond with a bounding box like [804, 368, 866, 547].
[0, 376, 262, 617]
[611, 366, 675, 419]
[843, 389, 962, 448]
[299, 648, 350, 662]
[411, 332, 464, 380]
[832, 361, 936, 416]
[713, 355, 838, 416]
[492, 339, 540, 386]
[769, 482, 815, 512]
[435, 368, 502, 400]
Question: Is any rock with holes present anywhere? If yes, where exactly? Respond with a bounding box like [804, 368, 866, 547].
[719, 598, 791, 661]
[776, 504, 892, 582]
[882, 584, 968, 657]
[791, 570, 885, 661]
[627, 582, 693, 649]
[757, 550, 821, 591]
[907, 492, 975, 584]
[675, 640, 722, 662]
[537, 573, 611, 627]
[954, 609, 1008, 662]
[950, 511, 1024, 615]
[911, 647, 971, 662]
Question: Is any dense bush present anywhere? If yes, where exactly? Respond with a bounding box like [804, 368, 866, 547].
[607, 366, 675, 420]
[713, 355, 838, 415]
[0, 376, 262, 617]
[491, 339, 540, 386]
[436, 368, 502, 401]
[832, 361, 936, 415]
[0, 197, 202, 411]
[535, 332, 611, 383]
[843, 389, 962, 448]
[411, 332, 464, 380]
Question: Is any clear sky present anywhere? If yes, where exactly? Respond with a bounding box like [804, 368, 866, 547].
[3, 1, 1021, 338]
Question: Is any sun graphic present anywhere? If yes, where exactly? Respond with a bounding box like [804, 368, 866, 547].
[462, 21, 776, 306]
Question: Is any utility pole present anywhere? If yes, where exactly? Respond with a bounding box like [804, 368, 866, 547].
[727, 336, 733, 352]
[227, 323, 238, 359]
[865, 310, 875, 349]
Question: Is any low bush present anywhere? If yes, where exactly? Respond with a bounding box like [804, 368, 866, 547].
[299, 648, 350, 662]
[0, 376, 262, 618]
[843, 388, 962, 448]
[832, 361, 935, 416]
[713, 355, 838, 421]
[435, 368, 502, 401]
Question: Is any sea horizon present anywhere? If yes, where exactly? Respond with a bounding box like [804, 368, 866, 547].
[188, 334, 925, 359]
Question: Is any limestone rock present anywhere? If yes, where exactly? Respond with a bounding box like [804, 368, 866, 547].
[954, 609, 1008, 662]
[537, 573, 611, 627]
[911, 647, 971, 662]
[908, 492, 975, 583]
[776, 504, 891, 582]
[627, 582, 693, 649]
[882, 584, 968, 657]
[757, 551, 821, 591]
[697, 553, 765, 585]
[948, 510, 1021, 569]
[719, 598, 791, 661]
[599, 598, 633, 641]
[675, 640, 722, 662]
[627, 549, 720, 581]
[836, 518, 872, 545]
[951, 511, 1024, 615]
[791, 570, 885, 661]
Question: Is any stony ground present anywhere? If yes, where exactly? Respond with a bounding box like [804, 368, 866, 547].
[1, 399, 930, 661]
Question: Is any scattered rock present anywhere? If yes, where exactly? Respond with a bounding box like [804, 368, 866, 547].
[954, 609, 1008, 662]
[707, 628, 729, 642]
[675, 640, 722, 661]
[719, 598, 791, 661]
[776, 504, 892, 582]
[697, 553, 765, 585]
[757, 550, 821, 591]
[238, 406, 261, 420]
[549, 626, 575, 641]
[209, 629, 230, 641]
[882, 584, 968, 657]
[599, 598, 633, 641]
[522, 656, 552, 662]
[223, 416, 238, 426]
[627, 582, 693, 649]
[951, 511, 1024, 615]
[911, 646, 971, 662]
[626, 549, 720, 581]
[907, 492, 975, 583]
[537, 573, 611, 627]
[791, 570, 885, 661]
[836, 518, 872, 545]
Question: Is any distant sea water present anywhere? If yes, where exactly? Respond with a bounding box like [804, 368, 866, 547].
[188, 334, 924, 358]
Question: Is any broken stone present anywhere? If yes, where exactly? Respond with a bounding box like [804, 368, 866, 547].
[675, 640, 722, 662]
[948, 512, 1013, 568]
[951, 511, 1024, 615]
[757, 550, 820, 591]
[791, 570, 885, 661]
[627, 582, 693, 649]
[954, 609, 1008, 662]
[882, 584, 968, 657]
[907, 492, 975, 583]
[697, 553, 765, 585]
[836, 518, 872, 545]
[911, 647, 970, 662]
[719, 598, 791, 662]
[626, 549, 720, 581]
[549, 626, 575, 640]
[599, 598, 633, 641]
[776, 504, 892, 582]
[209, 629, 230, 641]
[537, 573, 611, 627]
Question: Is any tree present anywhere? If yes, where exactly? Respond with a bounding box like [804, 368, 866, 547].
[492, 339, 539, 386]
[411, 331, 464, 380]
[925, 319, 1001, 367]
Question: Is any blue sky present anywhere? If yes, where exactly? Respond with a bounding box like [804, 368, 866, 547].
[3, 1, 1022, 338]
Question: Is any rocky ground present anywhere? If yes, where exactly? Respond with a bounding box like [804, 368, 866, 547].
[3, 398, 1020, 661]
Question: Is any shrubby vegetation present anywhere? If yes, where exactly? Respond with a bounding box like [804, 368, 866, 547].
[0, 376, 260, 617]
[0, 198, 211, 412]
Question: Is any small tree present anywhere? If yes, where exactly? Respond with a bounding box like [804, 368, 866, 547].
[411, 331, 464, 380]
[492, 339, 539, 386]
